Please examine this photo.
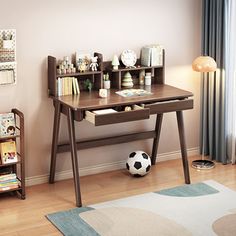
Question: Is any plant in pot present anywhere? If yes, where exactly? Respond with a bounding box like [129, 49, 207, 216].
[103, 73, 110, 89]
[84, 79, 93, 92]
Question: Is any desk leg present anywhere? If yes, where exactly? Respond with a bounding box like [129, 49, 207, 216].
[67, 107, 82, 207]
[151, 114, 163, 165]
[176, 111, 190, 184]
[49, 101, 61, 184]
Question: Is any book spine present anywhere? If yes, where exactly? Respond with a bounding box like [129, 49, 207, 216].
[75, 79, 80, 94]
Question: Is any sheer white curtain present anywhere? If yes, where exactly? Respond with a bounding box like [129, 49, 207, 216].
[225, 0, 236, 164]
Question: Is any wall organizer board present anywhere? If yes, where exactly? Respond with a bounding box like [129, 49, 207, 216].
[0, 29, 17, 85]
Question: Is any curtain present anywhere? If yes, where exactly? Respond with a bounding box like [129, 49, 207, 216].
[201, 0, 227, 163]
[225, 0, 236, 164]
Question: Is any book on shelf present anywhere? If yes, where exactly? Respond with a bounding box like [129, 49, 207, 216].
[57, 77, 80, 96]
[0, 172, 18, 192]
[0, 173, 17, 181]
[0, 140, 17, 164]
[141, 45, 163, 67]
[0, 185, 19, 192]
[0, 112, 16, 137]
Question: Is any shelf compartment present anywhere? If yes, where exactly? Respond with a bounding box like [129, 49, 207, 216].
[145, 99, 193, 114]
[85, 105, 150, 126]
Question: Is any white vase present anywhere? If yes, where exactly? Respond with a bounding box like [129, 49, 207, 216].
[104, 80, 110, 89]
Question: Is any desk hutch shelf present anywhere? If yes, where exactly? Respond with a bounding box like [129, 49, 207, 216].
[48, 51, 165, 95]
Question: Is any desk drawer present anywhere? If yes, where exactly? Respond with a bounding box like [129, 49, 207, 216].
[85, 105, 150, 126]
[145, 99, 193, 114]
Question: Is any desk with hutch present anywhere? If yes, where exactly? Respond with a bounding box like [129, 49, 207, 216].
[48, 51, 193, 207]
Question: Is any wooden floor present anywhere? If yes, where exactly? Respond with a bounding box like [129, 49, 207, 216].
[0, 156, 236, 236]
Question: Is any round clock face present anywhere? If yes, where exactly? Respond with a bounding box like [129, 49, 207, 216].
[121, 50, 137, 67]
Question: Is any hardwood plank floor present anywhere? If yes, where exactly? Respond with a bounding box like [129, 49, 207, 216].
[0, 156, 235, 235]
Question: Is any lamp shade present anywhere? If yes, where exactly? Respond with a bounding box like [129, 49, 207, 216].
[192, 56, 217, 72]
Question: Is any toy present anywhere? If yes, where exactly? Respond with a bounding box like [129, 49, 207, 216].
[90, 56, 98, 71]
[126, 150, 151, 177]
[78, 62, 87, 72]
[112, 54, 120, 70]
[122, 72, 133, 88]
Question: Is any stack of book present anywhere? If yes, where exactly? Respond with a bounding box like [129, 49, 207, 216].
[56, 77, 80, 96]
[0, 173, 18, 192]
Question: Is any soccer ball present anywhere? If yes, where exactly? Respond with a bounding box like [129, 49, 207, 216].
[126, 151, 151, 177]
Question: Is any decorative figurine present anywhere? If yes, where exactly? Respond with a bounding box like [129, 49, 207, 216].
[124, 106, 132, 111]
[99, 89, 108, 98]
[90, 56, 98, 71]
[78, 62, 87, 72]
[112, 55, 120, 70]
[122, 72, 133, 88]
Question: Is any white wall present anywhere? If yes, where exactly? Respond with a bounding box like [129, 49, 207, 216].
[0, 0, 201, 179]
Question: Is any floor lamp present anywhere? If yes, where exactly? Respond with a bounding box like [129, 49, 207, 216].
[192, 56, 217, 169]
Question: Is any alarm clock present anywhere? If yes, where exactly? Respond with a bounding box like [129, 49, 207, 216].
[121, 50, 137, 68]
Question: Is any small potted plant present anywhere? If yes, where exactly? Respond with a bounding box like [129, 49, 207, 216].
[84, 79, 93, 92]
[103, 73, 110, 89]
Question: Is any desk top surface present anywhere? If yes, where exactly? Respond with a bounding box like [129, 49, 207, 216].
[52, 84, 193, 110]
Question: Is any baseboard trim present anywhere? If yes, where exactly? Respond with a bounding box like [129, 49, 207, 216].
[26, 147, 199, 186]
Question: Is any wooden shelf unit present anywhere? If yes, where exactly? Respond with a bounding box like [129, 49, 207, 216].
[48, 52, 103, 96]
[0, 109, 25, 199]
[48, 50, 165, 95]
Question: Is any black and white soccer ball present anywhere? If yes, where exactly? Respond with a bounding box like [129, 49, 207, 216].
[126, 151, 151, 177]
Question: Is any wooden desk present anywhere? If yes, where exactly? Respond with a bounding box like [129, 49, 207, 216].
[49, 84, 193, 207]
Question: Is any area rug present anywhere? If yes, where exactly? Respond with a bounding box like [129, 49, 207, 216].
[46, 180, 236, 236]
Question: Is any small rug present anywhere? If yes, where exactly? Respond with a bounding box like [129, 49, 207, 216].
[46, 180, 236, 236]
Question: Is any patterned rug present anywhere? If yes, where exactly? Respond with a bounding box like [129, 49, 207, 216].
[46, 180, 236, 236]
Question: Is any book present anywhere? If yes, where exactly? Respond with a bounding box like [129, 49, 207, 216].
[0, 185, 19, 191]
[0, 141, 17, 164]
[57, 77, 62, 96]
[141, 45, 163, 67]
[141, 47, 151, 66]
[0, 173, 16, 181]
[75, 78, 80, 94]
[116, 89, 153, 97]
[0, 112, 16, 137]
[72, 77, 77, 95]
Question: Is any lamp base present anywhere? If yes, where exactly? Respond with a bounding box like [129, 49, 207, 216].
[191, 160, 215, 170]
